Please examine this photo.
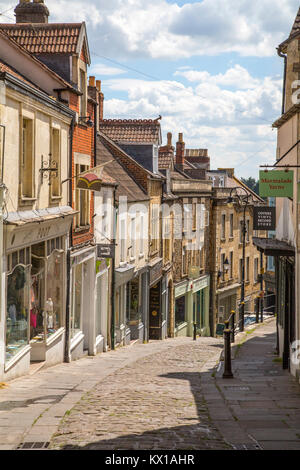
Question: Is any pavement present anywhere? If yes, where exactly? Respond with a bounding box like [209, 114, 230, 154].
[0, 317, 299, 451]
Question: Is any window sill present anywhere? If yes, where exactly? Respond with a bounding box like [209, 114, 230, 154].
[19, 197, 37, 206]
[74, 225, 91, 234]
[4, 344, 31, 373]
[50, 195, 63, 202]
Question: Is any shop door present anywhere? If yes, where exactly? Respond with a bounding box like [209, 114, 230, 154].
[149, 282, 162, 340]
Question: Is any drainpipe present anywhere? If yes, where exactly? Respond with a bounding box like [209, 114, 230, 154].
[64, 116, 75, 363]
[277, 48, 287, 115]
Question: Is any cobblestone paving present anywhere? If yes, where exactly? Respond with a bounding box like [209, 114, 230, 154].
[50, 339, 230, 450]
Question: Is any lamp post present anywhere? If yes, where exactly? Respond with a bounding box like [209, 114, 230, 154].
[226, 187, 253, 332]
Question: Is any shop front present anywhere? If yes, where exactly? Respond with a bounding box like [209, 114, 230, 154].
[1, 209, 74, 381]
[69, 246, 96, 360]
[174, 274, 210, 337]
[115, 264, 135, 346]
[127, 268, 148, 343]
[149, 259, 163, 340]
[95, 258, 110, 354]
[216, 283, 240, 324]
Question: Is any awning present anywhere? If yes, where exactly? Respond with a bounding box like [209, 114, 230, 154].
[77, 173, 102, 191]
[76, 162, 114, 192]
[253, 237, 295, 257]
[115, 264, 135, 288]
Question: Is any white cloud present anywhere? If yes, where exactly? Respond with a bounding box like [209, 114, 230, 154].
[1, 0, 299, 59]
[102, 66, 281, 178]
[89, 63, 126, 76]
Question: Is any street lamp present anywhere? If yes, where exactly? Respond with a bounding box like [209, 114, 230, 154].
[226, 187, 253, 332]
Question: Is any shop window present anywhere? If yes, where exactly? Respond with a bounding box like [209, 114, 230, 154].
[51, 128, 61, 198]
[6, 264, 30, 363]
[71, 263, 83, 338]
[175, 295, 186, 327]
[75, 164, 90, 228]
[46, 250, 63, 334]
[128, 278, 140, 324]
[96, 270, 108, 337]
[21, 118, 34, 200]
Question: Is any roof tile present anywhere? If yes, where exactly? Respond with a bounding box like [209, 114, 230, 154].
[100, 118, 162, 145]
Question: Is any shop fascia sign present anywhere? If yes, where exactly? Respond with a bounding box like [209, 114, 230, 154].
[192, 275, 209, 293]
[259, 170, 294, 198]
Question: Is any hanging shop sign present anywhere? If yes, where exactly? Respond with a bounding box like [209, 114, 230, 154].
[253, 206, 276, 231]
[259, 171, 294, 198]
[97, 244, 115, 259]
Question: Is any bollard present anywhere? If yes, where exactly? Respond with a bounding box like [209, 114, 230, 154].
[239, 302, 245, 332]
[255, 297, 260, 324]
[230, 311, 235, 344]
[193, 322, 197, 341]
[223, 328, 234, 379]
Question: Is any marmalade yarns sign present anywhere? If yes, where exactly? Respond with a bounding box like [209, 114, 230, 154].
[259, 170, 294, 198]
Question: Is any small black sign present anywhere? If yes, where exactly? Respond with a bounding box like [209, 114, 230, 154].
[216, 323, 225, 336]
[253, 206, 276, 231]
[97, 244, 115, 259]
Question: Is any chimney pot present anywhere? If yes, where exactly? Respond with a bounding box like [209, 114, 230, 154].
[96, 80, 101, 91]
[89, 76, 96, 87]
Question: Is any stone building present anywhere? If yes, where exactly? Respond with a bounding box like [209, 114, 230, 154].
[0, 0, 100, 363]
[0, 30, 76, 381]
[253, 6, 300, 374]
[209, 169, 266, 336]
[159, 133, 212, 338]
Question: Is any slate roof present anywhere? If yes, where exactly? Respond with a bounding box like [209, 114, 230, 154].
[0, 23, 84, 55]
[96, 135, 149, 203]
[100, 118, 162, 145]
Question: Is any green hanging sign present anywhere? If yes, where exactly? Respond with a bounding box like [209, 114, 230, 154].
[259, 170, 294, 198]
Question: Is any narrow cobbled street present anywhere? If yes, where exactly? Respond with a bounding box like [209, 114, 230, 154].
[49, 338, 229, 450]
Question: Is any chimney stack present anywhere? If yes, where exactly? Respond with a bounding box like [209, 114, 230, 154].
[167, 132, 172, 147]
[97, 80, 104, 121]
[15, 0, 50, 24]
[176, 133, 185, 170]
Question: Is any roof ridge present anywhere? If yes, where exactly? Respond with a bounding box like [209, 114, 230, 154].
[100, 118, 161, 124]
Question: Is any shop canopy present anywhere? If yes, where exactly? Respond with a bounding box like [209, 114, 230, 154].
[253, 237, 295, 257]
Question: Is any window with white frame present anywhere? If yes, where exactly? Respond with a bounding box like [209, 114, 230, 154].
[130, 216, 136, 260]
[75, 164, 90, 228]
[139, 212, 145, 256]
[50, 127, 61, 198]
[21, 117, 35, 199]
[151, 203, 159, 253]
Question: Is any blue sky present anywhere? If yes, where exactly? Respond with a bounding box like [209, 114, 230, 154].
[1, 0, 299, 179]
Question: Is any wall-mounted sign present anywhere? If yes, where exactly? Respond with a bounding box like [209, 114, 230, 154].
[259, 171, 294, 198]
[97, 244, 115, 259]
[188, 266, 200, 279]
[253, 206, 276, 231]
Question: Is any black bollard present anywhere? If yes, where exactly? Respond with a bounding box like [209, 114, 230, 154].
[223, 328, 234, 379]
[193, 322, 197, 341]
[255, 297, 260, 324]
[230, 311, 235, 344]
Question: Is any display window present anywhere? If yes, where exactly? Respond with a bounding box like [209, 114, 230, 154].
[128, 277, 140, 324]
[6, 263, 31, 363]
[175, 295, 186, 327]
[5, 237, 65, 362]
[71, 263, 83, 338]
